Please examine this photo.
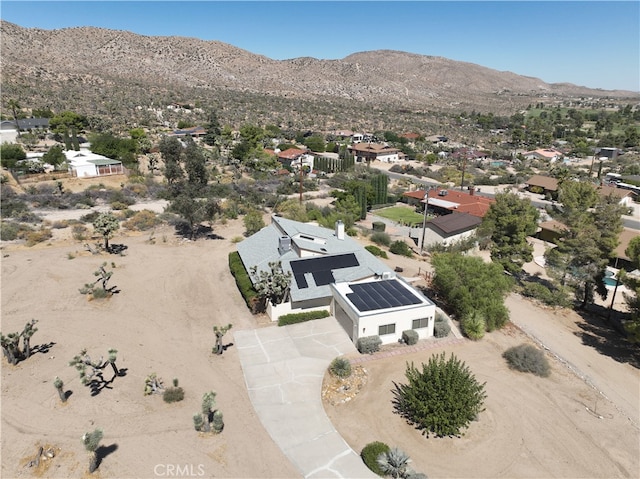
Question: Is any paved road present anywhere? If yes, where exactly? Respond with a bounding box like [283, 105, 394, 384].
[235, 318, 378, 479]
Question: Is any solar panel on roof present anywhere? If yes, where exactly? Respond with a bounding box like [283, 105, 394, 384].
[290, 253, 359, 289]
[346, 280, 423, 312]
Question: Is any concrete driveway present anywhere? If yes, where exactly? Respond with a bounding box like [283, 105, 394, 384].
[235, 317, 377, 479]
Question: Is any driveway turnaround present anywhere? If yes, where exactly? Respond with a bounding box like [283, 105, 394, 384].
[235, 317, 378, 479]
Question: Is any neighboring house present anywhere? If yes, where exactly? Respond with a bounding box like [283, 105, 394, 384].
[596, 147, 619, 160]
[169, 126, 206, 138]
[425, 135, 449, 144]
[277, 148, 312, 169]
[349, 142, 401, 164]
[236, 215, 436, 345]
[411, 211, 482, 250]
[536, 220, 567, 243]
[65, 150, 124, 177]
[525, 175, 559, 194]
[523, 148, 563, 162]
[597, 184, 636, 207]
[403, 187, 495, 218]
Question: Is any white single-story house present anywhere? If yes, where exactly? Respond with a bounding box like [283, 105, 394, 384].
[236, 215, 436, 345]
[411, 211, 482, 250]
[331, 277, 435, 345]
[65, 150, 124, 177]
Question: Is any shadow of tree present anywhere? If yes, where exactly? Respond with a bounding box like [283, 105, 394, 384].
[174, 223, 224, 241]
[574, 309, 640, 369]
[95, 443, 118, 469]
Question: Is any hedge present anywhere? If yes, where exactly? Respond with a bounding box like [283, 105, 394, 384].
[228, 251, 260, 312]
[361, 441, 390, 476]
[365, 244, 388, 259]
[278, 310, 330, 326]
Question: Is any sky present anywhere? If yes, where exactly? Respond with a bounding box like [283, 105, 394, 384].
[1, 1, 639, 92]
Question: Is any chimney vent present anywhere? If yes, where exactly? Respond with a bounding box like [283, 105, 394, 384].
[278, 236, 291, 253]
[335, 220, 345, 240]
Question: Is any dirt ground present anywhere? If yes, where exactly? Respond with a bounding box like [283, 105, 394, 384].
[1, 180, 639, 478]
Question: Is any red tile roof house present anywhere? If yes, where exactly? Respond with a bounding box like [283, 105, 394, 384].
[523, 148, 563, 162]
[403, 187, 495, 218]
[277, 148, 313, 169]
[403, 188, 494, 249]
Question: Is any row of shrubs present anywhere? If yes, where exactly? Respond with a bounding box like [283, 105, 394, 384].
[228, 252, 260, 313]
[369, 231, 414, 257]
[278, 310, 330, 326]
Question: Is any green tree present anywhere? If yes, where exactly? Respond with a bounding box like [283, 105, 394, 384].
[169, 187, 220, 240]
[478, 191, 539, 274]
[431, 253, 512, 331]
[159, 136, 185, 186]
[243, 209, 265, 236]
[50, 111, 87, 150]
[545, 182, 624, 307]
[250, 261, 292, 306]
[81, 428, 103, 473]
[92, 212, 120, 251]
[392, 352, 487, 437]
[304, 135, 325, 152]
[203, 109, 222, 147]
[623, 238, 640, 342]
[193, 391, 217, 433]
[183, 137, 209, 189]
[0, 143, 26, 168]
[42, 144, 66, 169]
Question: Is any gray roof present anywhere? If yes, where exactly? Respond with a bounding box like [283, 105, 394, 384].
[427, 212, 482, 236]
[236, 215, 393, 303]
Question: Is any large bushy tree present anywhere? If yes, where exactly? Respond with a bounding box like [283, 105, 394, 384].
[392, 352, 487, 437]
[478, 191, 539, 274]
[431, 252, 513, 331]
[92, 212, 120, 252]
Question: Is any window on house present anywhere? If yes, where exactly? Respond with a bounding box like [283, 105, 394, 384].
[378, 323, 396, 335]
[412, 318, 429, 329]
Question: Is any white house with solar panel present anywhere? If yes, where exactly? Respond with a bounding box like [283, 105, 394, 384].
[236, 215, 436, 345]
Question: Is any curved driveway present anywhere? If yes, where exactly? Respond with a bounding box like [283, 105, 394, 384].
[235, 317, 377, 479]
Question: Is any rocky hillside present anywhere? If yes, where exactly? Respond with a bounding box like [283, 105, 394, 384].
[1, 21, 637, 131]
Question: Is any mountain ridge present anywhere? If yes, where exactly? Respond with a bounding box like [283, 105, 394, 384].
[1, 21, 637, 130]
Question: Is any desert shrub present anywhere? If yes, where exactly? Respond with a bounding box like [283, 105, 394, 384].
[72, 224, 88, 241]
[51, 220, 70, 229]
[124, 210, 160, 231]
[503, 343, 551, 377]
[123, 183, 149, 197]
[278, 310, 330, 326]
[402, 329, 419, 345]
[80, 211, 101, 223]
[365, 244, 388, 258]
[392, 352, 486, 437]
[370, 232, 391, 247]
[25, 228, 53, 246]
[346, 227, 358, 236]
[356, 335, 382, 354]
[434, 321, 451, 338]
[163, 386, 185, 403]
[361, 441, 391, 476]
[461, 312, 486, 340]
[0, 221, 19, 241]
[110, 201, 130, 211]
[390, 240, 414, 257]
[435, 311, 447, 323]
[520, 281, 570, 307]
[91, 287, 110, 299]
[372, 221, 386, 232]
[329, 357, 352, 378]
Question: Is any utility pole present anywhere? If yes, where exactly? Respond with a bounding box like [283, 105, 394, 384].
[298, 163, 304, 204]
[420, 188, 431, 254]
[460, 154, 468, 191]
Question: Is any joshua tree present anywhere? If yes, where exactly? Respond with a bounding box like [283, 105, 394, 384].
[194, 391, 217, 433]
[212, 324, 233, 355]
[54, 376, 66, 403]
[21, 319, 38, 360]
[0, 332, 21, 365]
[92, 212, 120, 252]
[107, 348, 119, 377]
[212, 410, 224, 433]
[1, 320, 39, 365]
[79, 263, 117, 297]
[82, 428, 103, 473]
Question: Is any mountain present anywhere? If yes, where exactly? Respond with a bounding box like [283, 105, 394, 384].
[1, 21, 637, 131]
